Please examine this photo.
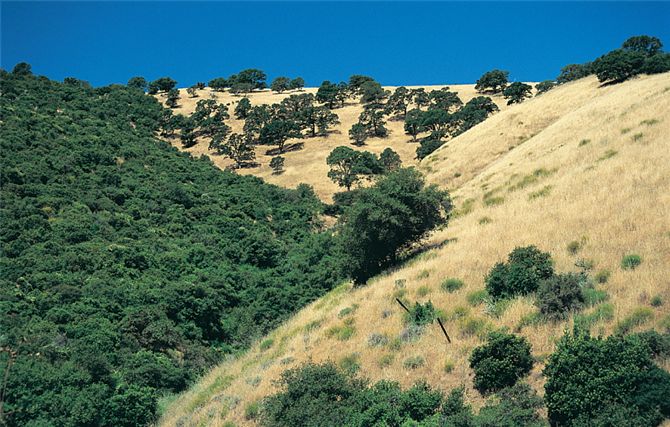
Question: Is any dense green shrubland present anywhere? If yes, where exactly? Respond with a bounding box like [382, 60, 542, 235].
[0, 70, 345, 425]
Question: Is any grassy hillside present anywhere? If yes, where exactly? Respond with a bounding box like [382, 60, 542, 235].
[160, 72, 670, 426]
[156, 84, 515, 202]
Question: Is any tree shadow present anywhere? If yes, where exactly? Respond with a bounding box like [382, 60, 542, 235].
[264, 142, 304, 156]
[399, 237, 458, 264]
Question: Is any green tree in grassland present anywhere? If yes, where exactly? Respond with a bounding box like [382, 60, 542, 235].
[535, 80, 555, 94]
[411, 88, 430, 110]
[326, 146, 365, 190]
[290, 77, 305, 91]
[469, 332, 534, 394]
[166, 88, 180, 108]
[385, 86, 412, 118]
[593, 49, 646, 83]
[475, 69, 509, 93]
[359, 80, 387, 104]
[258, 119, 302, 153]
[148, 77, 177, 94]
[212, 132, 256, 168]
[270, 156, 285, 174]
[186, 86, 198, 98]
[404, 108, 424, 141]
[622, 35, 663, 56]
[428, 87, 463, 111]
[485, 245, 554, 300]
[208, 77, 228, 91]
[348, 123, 368, 146]
[235, 97, 252, 119]
[271, 76, 291, 93]
[415, 139, 444, 160]
[379, 148, 402, 172]
[316, 80, 340, 108]
[503, 82, 533, 105]
[348, 74, 375, 95]
[556, 63, 593, 84]
[338, 167, 452, 284]
[359, 106, 388, 138]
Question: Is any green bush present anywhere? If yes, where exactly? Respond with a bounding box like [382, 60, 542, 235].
[338, 354, 361, 375]
[621, 254, 642, 270]
[244, 401, 261, 420]
[582, 288, 609, 306]
[544, 327, 670, 426]
[475, 383, 545, 427]
[406, 301, 437, 327]
[650, 295, 663, 307]
[367, 333, 389, 347]
[466, 289, 488, 306]
[535, 273, 585, 319]
[441, 278, 464, 293]
[469, 332, 533, 394]
[485, 246, 554, 300]
[259, 338, 274, 351]
[566, 240, 582, 255]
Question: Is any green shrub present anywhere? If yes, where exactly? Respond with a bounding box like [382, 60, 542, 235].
[469, 332, 533, 394]
[479, 216, 492, 225]
[528, 185, 552, 200]
[403, 356, 425, 370]
[544, 327, 670, 426]
[594, 269, 611, 284]
[578, 139, 591, 147]
[514, 312, 542, 332]
[244, 401, 260, 420]
[444, 359, 455, 373]
[632, 132, 644, 142]
[536, 273, 585, 319]
[259, 338, 274, 351]
[377, 354, 395, 368]
[483, 195, 505, 206]
[338, 305, 357, 318]
[574, 303, 615, 330]
[441, 278, 465, 293]
[485, 246, 554, 300]
[621, 254, 642, 270]
[416, 269, 431, 279]
[650, 295, 663, 307]
[460, 317, 491, 338]
[476, 383, 545, 427]
[467, 289, 488, 306]
[406, 301, 436, 326]
[400, 324, 424, 343]
[615, 307, 654, 335]
[485, 298, 511, 318]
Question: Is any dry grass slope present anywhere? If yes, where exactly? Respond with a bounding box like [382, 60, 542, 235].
[159, 73, 670, 426]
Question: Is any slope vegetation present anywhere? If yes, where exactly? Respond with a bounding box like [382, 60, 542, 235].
[160, 72, 670, 426]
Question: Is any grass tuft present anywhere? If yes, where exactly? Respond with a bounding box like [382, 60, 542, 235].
[621, 254, 642, 270]
[441, 278, 465, 293]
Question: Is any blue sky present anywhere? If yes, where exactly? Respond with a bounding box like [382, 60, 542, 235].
[2, 2, 669, 87]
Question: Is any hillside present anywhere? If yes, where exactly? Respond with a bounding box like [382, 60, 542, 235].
[159, 72, 670, 426]
[156, 84, 515, 202]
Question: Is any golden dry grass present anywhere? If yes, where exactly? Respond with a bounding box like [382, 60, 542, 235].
[156, 84, 511, 202]
[159, 73, 670, 427]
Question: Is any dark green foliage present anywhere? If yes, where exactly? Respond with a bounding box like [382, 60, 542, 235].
[640, 52, 670, 74]
[385, 86, 412, 118]
[469, 332, 534, 394]
[235, 97, 252, 119]
[475, 69, 509, 93]
[535, 80, 555, 94]
[0, 71, 345, 426]
[215, 132, 256, 168]
[348, 122, 368, 146]
[230, 68, 267, 90]
[556, 63, 593, 84]
[593, 49, 646, 83]
[454, 96, 499, 134]
[476, 383, 545, 427]
[406, 301, 437, 326]
[165, 88, 180, 108]
[127, 76, 148, 91]
[621, 253, 642, 270]
[535, 273, 585, 319]
[485, 246, 554, 300]
[326, 146, 383, 190]
[270, 156, 285, 175]
[348, 74, 375, 95]
[622, 35, 663, 56]
[503, 82, 532, 105]
[261, 362, 444, 427]
[544, 328, 670, 426]
[147, 76, 177, 94]
[428, 87, 463, 111]
[290, 77, 305, 91]
[316, 80, 340, 108]
[359, 80, 386, 104]
[338, 168, 452, 285]
[404, 108, 424, 141]
[258, 119, 302, 153]
[358, 105, 388, 137]
[271, 76, 291, 93]
[12, 61, 32, 76]
[379, 148, 402, 172]
[208, 77, 228, 91]
[415, 138, 444, 160]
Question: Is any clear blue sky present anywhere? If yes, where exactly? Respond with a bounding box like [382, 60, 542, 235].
[2, 2, 669, 87]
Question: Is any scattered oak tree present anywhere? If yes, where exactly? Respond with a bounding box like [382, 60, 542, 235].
[475, 69, 509, 94]
[503, 82, 532, 105]
[258, 119, 302, 153]
[271, 76, 291, 93]
[235, 97, 252, 119]
[127, 76, 147, 91]
[469, 332, 533, 394]
[270, 156, 285, 174]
